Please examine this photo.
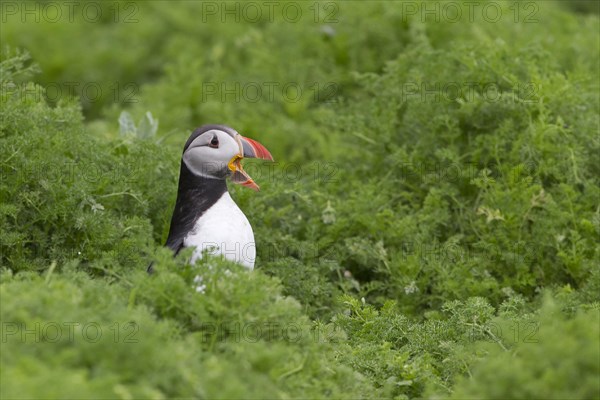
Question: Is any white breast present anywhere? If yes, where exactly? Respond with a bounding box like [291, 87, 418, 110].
[184, 192, 256, 269]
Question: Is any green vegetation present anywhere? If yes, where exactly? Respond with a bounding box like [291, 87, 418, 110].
[1, 1, 598, 398]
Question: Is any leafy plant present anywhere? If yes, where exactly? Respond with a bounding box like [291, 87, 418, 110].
[1, 1, 598, 398]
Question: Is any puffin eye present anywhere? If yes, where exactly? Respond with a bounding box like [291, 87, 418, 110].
[209, 135, 219, 148]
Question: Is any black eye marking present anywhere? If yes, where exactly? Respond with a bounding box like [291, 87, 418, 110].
[209, 135, 219, 148]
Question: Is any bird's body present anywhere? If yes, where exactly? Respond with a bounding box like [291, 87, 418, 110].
[154, 124, 273, 275]
[184, 191, 256, 269]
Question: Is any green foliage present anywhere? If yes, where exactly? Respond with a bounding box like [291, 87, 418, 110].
[448, 297, 600, 399]
[1, 51, 177, 272]
[328, 35, 600, 310]
[1, 257, 378, 399]
[1, 1, 599, 398]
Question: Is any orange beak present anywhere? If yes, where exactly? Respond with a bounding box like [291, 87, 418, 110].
[228, 135, 274, 191]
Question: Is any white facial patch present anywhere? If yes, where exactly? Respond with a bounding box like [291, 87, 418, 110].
[183, 129, 241, 178]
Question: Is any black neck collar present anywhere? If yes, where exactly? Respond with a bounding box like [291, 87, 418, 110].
[164, 164, 228, 253]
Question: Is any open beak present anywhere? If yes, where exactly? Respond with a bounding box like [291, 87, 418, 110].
[228, 135, 274, 191]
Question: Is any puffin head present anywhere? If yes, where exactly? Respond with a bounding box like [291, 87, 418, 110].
[181, 124, 274, 191]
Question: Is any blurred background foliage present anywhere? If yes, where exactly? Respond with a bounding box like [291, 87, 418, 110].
[1, 1, 599, 399]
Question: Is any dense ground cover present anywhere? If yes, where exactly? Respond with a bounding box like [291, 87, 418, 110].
[1, 1, 599, 398]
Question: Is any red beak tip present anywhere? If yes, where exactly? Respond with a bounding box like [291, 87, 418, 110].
[244, 136, 274, 161]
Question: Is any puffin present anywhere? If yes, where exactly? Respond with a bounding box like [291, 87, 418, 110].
[150, 124, 273, 272]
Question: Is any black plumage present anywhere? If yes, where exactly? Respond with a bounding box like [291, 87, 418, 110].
[164, 162, 227, 255]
